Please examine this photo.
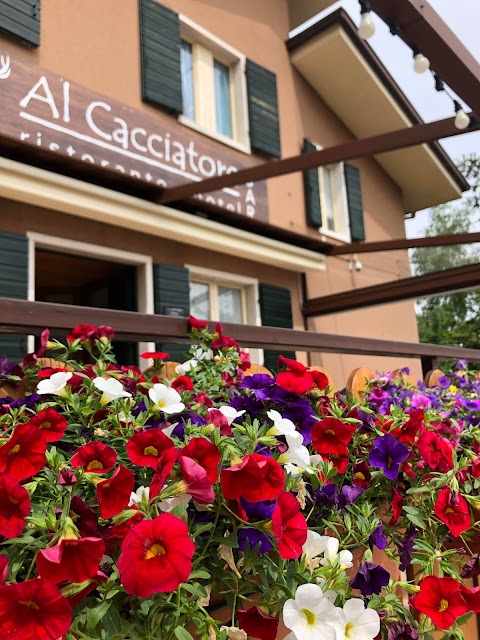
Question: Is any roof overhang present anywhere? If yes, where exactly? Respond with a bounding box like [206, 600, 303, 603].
[287, 9, 467, 212]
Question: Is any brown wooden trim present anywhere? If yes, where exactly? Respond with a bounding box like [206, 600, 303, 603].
[2, 298, 480, 361]
[330, 232, 480, 255]
[157, 115, 477, 203]
[303, 263, 480, 317]
[286, 7, 468, 193]
[369, 0, 480, 118]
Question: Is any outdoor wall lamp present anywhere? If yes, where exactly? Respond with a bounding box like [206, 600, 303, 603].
[454, 101, 471, 130]
[358, 1, 376, 40]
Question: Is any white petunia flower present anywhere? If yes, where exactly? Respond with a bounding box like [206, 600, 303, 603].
[278, 432, 310, 474]
[158, 494, 191, 512]
[283, 583, 342, 640]
[266, 409, 296, 436]
[217, 406, 245, 425]
[149, 383, 185, 414]
[194, 347, 214, 361]
[175, 359, 198, 376]
[93, 377, 132, 405]
[319, 537, 354, 570]
[302, 531, 329, 564]
[37, 371, 73, 397]
[129, 485, 150, 506]
[331, 599, 380, 640]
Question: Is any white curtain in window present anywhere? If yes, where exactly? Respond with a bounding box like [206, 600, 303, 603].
[214, 60, 233, 138]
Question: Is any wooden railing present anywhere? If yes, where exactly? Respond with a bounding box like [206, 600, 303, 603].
[1, 297, 480, 374]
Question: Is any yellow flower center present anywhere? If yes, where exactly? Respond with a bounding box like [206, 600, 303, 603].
[144, 446, 159, 456]
[325, 429, 335, 436]
[19, 600, 40, 610]
[87, 460, 103, 470]
[354, 472, 365, 480]
[439, 599, 449, 612]
[345, 622, 354, 639]
[145, 543, 166, 559]
[40, 421, 52, 429]
[156, 400, 166, 408]
[302, 609, 316, 626]
[8, 444, 20, 456]
[445, 507, 454, 514]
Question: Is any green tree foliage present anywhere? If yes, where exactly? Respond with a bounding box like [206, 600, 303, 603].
[411, 154, 480, 349]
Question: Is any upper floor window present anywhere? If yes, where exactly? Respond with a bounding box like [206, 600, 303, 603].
[318, 163, 351, 242]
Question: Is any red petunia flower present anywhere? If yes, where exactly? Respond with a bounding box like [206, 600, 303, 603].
[310, 370, 329, 390]
[0, 424, 47, 481]
[391, 409, 425, 444]
[103, 508, 144, 548]
[194, 391, 213, 408]
[179, 456, 214, 504]
[276, 370, 314, 396]
[411, 575, 468, 629]
[140, 351, 170, 360]
[278, 356, 309, 373]
[71, 441, 117, 474]
[0, 556, 8, 585]
[206, 409, 232, 436]
[0, 474, 30, 539]
[311, 417, 356, 456]
[96, 465, 135, 519]
[434, 487, 471, 537]
[238, 350, 251, 371]
[67, 324, 97, 343]
[459, 584, 480, 614]
[237, 606, 278, 640]
[118, 514, 195, 597]
[221, 454, 285, 503]
[28, 407, 68, 442]
[94, 325, 115, 341]
[326, 447, 349, 474]
[126, 429, 175, 470]
[272, 492, 307, 559]
[417, 431, 454, 473]
[150, 448, 179, 498]
[0, 578, 72, 640]
[171, 376, 194, 391]
[36, 536, 106, 584]
[389, 488, 403, 526]
[179, 437, 221, 483]
[189, 315, 209, 330]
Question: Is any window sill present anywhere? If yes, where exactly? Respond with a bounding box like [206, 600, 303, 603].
[178, 115, 251, 156]
[319, 228, 351, 244]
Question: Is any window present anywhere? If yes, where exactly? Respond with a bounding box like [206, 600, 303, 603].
[178, 17, 250, 151]
[318, 162, 351, 243]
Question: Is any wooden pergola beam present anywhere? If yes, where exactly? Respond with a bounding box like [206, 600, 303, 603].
[369, 0, 480, 117]
[303, 263, 480, 317]
[330, 232, 480, 255]
[157, 115, 477, 203]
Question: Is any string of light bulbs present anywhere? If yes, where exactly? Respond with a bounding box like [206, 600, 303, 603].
[357, 1, 471, 130]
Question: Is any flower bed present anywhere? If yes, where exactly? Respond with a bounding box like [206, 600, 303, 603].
[0, 320, 478, 640]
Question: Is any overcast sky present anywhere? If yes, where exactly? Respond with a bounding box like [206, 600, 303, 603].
[293, 0, 480, 238]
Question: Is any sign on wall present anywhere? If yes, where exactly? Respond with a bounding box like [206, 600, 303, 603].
[0, 51, 268, 221]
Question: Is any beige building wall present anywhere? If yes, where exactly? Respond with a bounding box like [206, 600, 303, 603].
[0, 0, 426, 382]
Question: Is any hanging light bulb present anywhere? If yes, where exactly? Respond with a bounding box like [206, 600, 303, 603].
[413, 52, 430, 74]
[358, 2, 376, 40]
[454, 100, 470, 130]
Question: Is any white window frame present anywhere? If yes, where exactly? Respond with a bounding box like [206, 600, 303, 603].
[313, 145, 351, 244]
[186, 265, 262, 364]
[26, 232, 156, 363]
[178, 15, 251, 155]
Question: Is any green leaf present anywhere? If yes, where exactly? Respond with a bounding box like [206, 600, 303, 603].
[86, 600, 112, 630]
[174, 627, 195, 640]
[406, 513, 426, 530]
[189, 570, 211, 580]
[182, 582, 208, 598]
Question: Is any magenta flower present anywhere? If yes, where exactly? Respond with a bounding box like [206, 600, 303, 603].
[369, 434, 409, 480]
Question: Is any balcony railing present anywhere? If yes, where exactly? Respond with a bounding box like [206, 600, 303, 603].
[1, 298, 480, 374]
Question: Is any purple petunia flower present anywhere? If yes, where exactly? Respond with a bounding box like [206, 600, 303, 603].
[460, 553, 480, 579]
[237, 528, 273, 555]
[397, 524, 417, 571]
[241, 374, 274, 400]
[369, 434, 409, 480]
[369, 522, 388, 550]
[437, 375, 451, 389]
[240, 498, 276, 521]
[337, 485, 364, 509]
[349, 561, 390, 595]
[386, 621, 419, 640]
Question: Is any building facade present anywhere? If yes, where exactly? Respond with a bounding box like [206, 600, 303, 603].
[0, 0, 467, 381]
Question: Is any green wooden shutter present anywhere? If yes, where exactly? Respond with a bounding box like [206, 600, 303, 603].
[139, 0, 183, 113]
[0, 0, 40, 46]
[344, 163, 365, 242]
[259, 283, 295, 372]
[246, 59, 281, 158]
[0, 232, 28, 362]
[153, 263, 190, 361]
[302, 139, 322, 228]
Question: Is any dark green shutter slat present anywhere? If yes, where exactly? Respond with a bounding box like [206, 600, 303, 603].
[153, 263, 190, 361]
[344, 163, 365, 242]
[302, 139, 322, 228]
[259, 283, 295, 372]
[246, 59, 281, 158]
[139, 0, 183, 113]
[0, 0, 40, 46]
[0, 232, 28, 362]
